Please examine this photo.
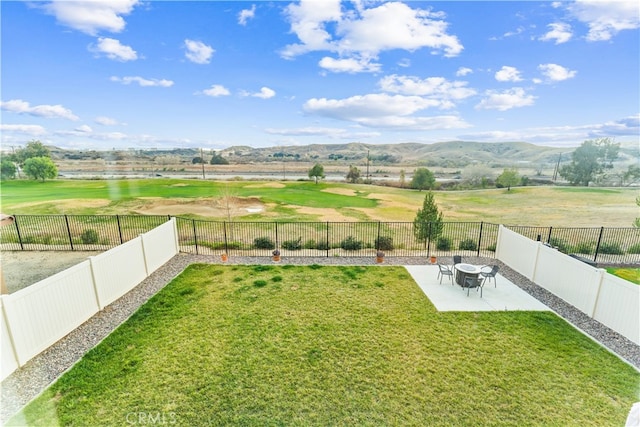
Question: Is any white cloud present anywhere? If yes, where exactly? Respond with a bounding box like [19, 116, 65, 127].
[75, 124, 93, 133]
[241, 87, 276, 99]
[238, 4, 256, 25]
[303, 93, 471, 130]
[378, 75, 476, 105]
[398, 58, 411, 68]
[41, 0, 140, 36]
[538, 64, 577, 82]
[89, 37, 137, 61]
[264, 126, 380, 139]
[0, 124, 47, 135]
[539, 22, 573, 44]
[567, 0, 640, 41]
[318, 56, 381, 73]
[281, 1, 463, 72]
[476, 88, 536, 111]
[184, 39, 214, 64]
[110, 76, 174, 87]
[95, 116, 119, 126]
[202, 85, 231, 97]
[456, 67, 473, 77]
[495, 66, 523, 82]
[1, 99, 79, 120]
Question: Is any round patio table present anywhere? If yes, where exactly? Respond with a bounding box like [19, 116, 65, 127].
[454, 263, 481, 287]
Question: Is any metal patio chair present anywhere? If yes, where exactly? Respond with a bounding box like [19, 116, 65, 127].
[462, 275, 485, 297]
[480, 265, 499, 287]
[437, 264, 454, 285]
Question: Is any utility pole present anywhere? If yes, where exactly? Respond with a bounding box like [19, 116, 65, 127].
[552, 153, 562, 181]
[366, 149, 370, 183]
[200, 148, 206, 179]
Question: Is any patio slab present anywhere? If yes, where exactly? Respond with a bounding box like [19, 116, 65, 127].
[405, 265, 550, 312]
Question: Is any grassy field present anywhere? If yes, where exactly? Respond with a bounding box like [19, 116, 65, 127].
[606, 267, 640, 284]
[8, 264, 639, 426]
[0, 179, 638, 226]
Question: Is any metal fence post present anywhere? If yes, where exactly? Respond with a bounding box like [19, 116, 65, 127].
[13, 215, 24, 250]
[192, 219, 198, 255]
[326, 222, 329, 257]
[223, 222, 228, 255]
[426, 222, 432, 256]
[594, 226, 605, 262]
[477, 221, 483, 257]
[64, 215, 74, 251]
[376, 222, 381, 250]
[116, 215, 124, 244]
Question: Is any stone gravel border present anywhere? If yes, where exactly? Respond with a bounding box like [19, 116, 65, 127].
[2, 253, 638, 423]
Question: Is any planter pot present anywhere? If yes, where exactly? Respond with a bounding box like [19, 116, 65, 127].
[430, 256, 437, 264]
[221, 253, 228, 262]
[273, 255, 281, 262]
[376, 256, 384, 263]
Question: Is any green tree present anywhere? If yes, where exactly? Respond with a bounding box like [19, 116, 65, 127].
[346, 165, 361, 183]
[10, 140, 51, 165]
[1, 159, 17, 180]
[559, 138, 620, 186]
[23, 156, 58, 181]
[410, 167, 435, 191]
[496, 168, 520, 191]
[413, 191, 444, 242]
[634, 196, 640, 228]
[210, 153, 229, 165]
[399, 169, 405, 188]
[308, 163, 325, 184]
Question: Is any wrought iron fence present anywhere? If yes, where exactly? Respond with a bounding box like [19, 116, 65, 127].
[1, 215, 638, 263]
[505, 225, 640, 264]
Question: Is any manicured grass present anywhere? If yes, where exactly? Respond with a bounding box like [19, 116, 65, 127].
[10, 265, 639, 426]
[1, 179, 637, 226]
[606, 267, 640, 284]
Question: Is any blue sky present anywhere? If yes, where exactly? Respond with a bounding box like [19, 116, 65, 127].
[1, 0, 639, 150]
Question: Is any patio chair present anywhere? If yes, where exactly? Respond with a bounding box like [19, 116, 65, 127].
[480, 265, 499, 287]
[453, 255, 462, 266]
[462, 276, 484, 297]
[437, 264, 454, 285]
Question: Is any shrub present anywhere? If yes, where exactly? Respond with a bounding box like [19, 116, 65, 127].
[316, 240, 330, 251]
[375, 236, 394, 251]
[303, 239, 317, 249]
[486, 243, 497, 252]
[627, 243, 640, 254]
[436, 237, 452, 251]
[548, 237, 569, 253]
[81, 229, 99, 244]
[598, 242, 624, 255]
[458, 238, 478, 251]
[573, 241, 595, 254]
[282, 237, 302, 250]
[253, 236, 275, 250]
[340, 236, 363, 251]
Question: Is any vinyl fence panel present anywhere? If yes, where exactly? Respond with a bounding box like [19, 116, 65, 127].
[1, 299, 19, 381]
[594, 274, 640, 345]
[496, 226, 539, 279]
[91, 238, 148, 309]
[1, 261, 99, 367]
[141, 218, 179, 272]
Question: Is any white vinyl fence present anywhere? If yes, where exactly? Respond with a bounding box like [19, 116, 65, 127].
[0, 219, 179, 381]
[496, 225, 640, 346]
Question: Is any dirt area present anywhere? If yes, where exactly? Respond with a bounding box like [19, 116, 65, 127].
[1, 251, 99, 294]
[136, 197, 265, 217]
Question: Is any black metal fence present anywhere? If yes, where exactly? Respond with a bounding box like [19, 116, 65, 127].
[1, 215, 638, 264]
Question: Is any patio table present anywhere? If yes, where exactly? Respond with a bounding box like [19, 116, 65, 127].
[454, 263, 481, 287]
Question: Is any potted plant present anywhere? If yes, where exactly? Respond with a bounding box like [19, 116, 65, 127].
[376, 250, 385, 263]
[221, 253, 228, 262]
[430, 255, 437, 264]
[272, 249, 281, 262]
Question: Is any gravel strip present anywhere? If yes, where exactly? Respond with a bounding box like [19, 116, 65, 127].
[2, 253, 638, 423]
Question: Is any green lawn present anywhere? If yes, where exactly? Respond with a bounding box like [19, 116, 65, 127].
[9, 265, 638, 426]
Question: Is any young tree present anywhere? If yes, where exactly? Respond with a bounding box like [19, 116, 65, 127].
[308, 163, 325, 184]
[413, 191, 444, 242]
[346, 165, 361, 183]
[1, 159, 16, 180]
[559, 138, 620, 186]
[496, 168, 520, 191]
[399, 169, 405, 188]
[210, 152, 229, 165]
[410, 167, 435, 191]
[23, 157, 57, 181]
[634, 196, 640, 228]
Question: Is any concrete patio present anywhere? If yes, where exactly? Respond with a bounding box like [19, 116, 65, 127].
[406, 264, 550, 312]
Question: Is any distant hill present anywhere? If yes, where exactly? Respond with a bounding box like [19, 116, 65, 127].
[49, 140, 637, 169]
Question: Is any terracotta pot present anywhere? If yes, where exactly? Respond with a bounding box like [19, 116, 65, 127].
[273, 255, 281, 262]
[221, 253, 228, 262]
[430, 256, 437, 264]
[376, 256, 384, 263]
